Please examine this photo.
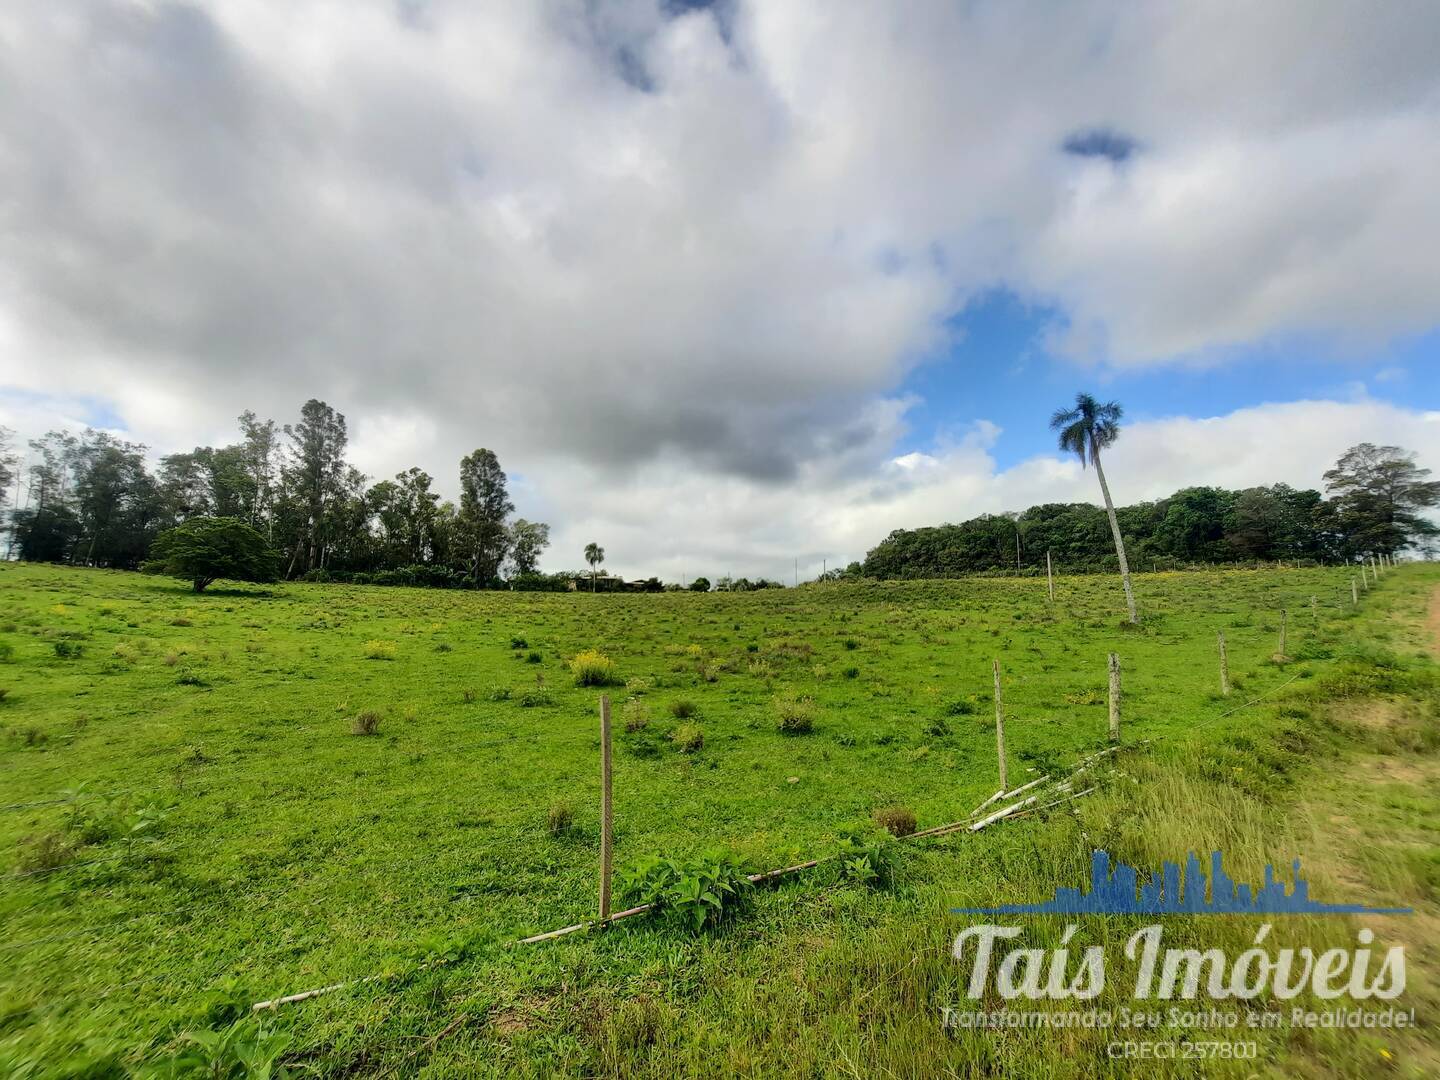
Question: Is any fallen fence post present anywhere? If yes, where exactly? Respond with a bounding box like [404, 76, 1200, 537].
[1217, 631, 1230, 697]
[1107, 652, 1121, 744]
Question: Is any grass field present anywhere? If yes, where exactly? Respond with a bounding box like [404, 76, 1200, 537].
[1, 560, 1436, 1077]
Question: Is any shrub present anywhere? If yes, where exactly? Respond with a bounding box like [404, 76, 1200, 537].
[16, 831, 79, 874]
[363, 640, 397, 661]
[944, 699, 976, 716]
[53, 641, 84, 659]
[623, 698, 650, 732]
[873, 805, 917, 838]
[486, 686, 511, 702]
[668, 698, 697, 719]
[774, 693, 817, 735]
[671, 723, 704, 753]
[843, 639, 859, 650]
[351, 710, 382, 736]
[547, 800, 575, 836]
[570, 649, 617, 687]
[517, 689, 554, 707]
[618, 849, 752, 931]
[526, 650, 543, 664]
[837, 831, 897, 888]
[841, 665, 859, 679]
[510, 636, 528, 649]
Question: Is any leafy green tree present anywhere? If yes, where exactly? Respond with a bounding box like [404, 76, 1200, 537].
[507, 519, 550, 576]
[688, 576, 710, 592]
[281, 400, 351, 576]
[458, 449, 514, 583]
[1323, 443, 1440, 558]
[0, 426, 16, 510]
[1050, 393, 1138, 623]
[584, 542, 605, 591]
[147, 517, 280, 592]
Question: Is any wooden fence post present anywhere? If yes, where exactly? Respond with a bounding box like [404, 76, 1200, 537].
[1107, 653, 1121, 744]
[1351, 578, 1359, 605]
[1217, 631, 1230, 697]
[599, 694, 613, 922]
[1276, 609, 1288, 660]
[1310, 595, 1317, 621]
[992, 659, 1007, 792]
[1361, 564, 1370, 591]
[1046, 550, 1054, 603]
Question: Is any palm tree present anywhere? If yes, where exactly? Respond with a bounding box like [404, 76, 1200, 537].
[584, 542, 605, 592]
[1051, 393, 1138, 623]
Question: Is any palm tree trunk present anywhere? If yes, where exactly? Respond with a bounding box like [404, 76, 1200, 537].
[1093, 450, 1138, 624]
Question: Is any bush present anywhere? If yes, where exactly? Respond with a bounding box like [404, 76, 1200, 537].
[363, 640, 397, 661]
[510, 636, 528, 649]
[668, 698, 697, 719]
[623, 698, 650, 732]
[526, 650, 543, 664]
[774, 693, 816, 735]
[570, 649, 618, 687]
[618, 849, 752, 931]
[547, 800, 575, 836]
[53, 641, 84, 659]
[837, 831, 898, 888]
[671, 723, 704, 753]
[16, 831, 78, 874]
[873, 805, 917, 838]
[351, 710, 382, 736]
[517, 689, 554, 707]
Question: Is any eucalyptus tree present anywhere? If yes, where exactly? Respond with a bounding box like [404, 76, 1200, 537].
[458, 448, 513, 583]
[1051, 393, 1138, 623]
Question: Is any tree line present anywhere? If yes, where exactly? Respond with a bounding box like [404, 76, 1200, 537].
[861, 442, 1440, 581]
[0, 401, 554, 587]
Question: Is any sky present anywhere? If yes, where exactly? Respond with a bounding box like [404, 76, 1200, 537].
[1, 0, 1438, 581]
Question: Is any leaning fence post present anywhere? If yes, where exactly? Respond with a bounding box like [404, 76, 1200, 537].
[1276, 609, 1288, 660]
[599, 694, 613, 923]
[992, 659, 1007, 792]
[1107, 653, 1121, 744]
[1361, 565, 1370, 591]
[1046, 550, 1054, 603]
[1217, 631, 1230, 697]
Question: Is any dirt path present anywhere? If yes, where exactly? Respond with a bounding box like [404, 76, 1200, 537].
[1429, 583, 1440, 658]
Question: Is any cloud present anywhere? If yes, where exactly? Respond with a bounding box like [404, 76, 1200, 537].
[537, 398, 1440, 580]
[0, 2, 1437, 576]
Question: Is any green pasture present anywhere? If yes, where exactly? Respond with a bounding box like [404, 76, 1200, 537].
[0, 560, 1424, 1076]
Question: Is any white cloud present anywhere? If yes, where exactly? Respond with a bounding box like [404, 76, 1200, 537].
[0, 2, 1437, 576]
[534, 399, 1440, 579]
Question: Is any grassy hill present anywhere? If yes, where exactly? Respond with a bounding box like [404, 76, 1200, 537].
[1, 561, 1435, 1077]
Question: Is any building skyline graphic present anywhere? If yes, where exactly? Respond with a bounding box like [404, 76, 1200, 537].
[954, 850, 1412, 916]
